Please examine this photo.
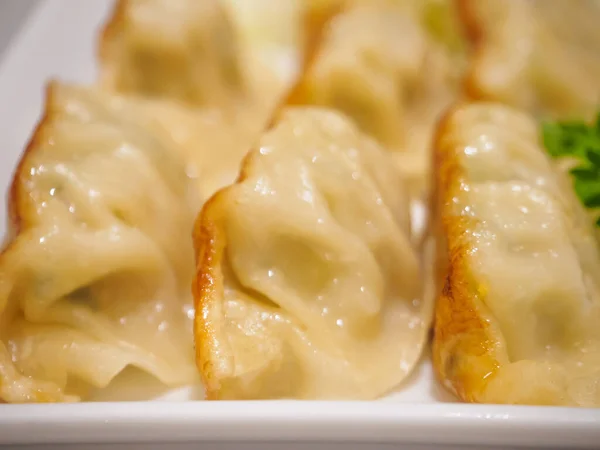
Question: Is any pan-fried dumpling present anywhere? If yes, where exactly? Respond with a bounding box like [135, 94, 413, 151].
[98, 0, 306, 202]
[288, 0, 465, 196]
[99, 0, 245, 107]
[291, 1, 425, 148]
[193, 108, 430, 400]
[460, 0, 600, 119]
[433, 102, 600, 406]
[99, 0, 301, 110]
[0, 82, 200, 402]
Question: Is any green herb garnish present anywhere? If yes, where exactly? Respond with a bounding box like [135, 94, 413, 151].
[542, 113, 600, 226]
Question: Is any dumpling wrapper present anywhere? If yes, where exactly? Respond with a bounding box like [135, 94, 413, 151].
[433, 102, 600, 406]
[99, 0, 247, 108]
[287, 0, 465, 197]
[460, 0, 600, 119]
[98, 0, 306, 202]
[99, 0, 302, 109]
[193, 108, 431, 400]
[0, 82, 201, 402]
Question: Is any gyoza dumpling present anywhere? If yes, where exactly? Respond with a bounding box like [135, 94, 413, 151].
[99, 0, 302, 108]
[99, 0, 245, 107]
[288, 0, 465, 196]
[287, 0, 420, 149]
[0, 82, 200, 402]
[433, 102, 600, 406]
[460, 0, 600, 119]
[98, 0, 306, 202]
[193, 108, 430, 400]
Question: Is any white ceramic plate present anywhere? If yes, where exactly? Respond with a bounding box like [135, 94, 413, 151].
[0, 1, 599, 449]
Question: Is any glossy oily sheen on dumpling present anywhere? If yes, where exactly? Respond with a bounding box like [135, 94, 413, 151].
[433, 102, 600, 406]
[0, 82, 200, 402]
[460, 0, 600, 119]
[193, 108, 430, 400]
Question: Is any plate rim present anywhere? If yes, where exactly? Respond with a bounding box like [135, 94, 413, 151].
[0, 2, 599, 449]
[0, 402, 599, 447]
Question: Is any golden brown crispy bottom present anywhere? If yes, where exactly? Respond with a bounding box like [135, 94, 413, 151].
[191, 149, 258, 400]
[0, 83, 74, 402]
[430, 105, 506, 403]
